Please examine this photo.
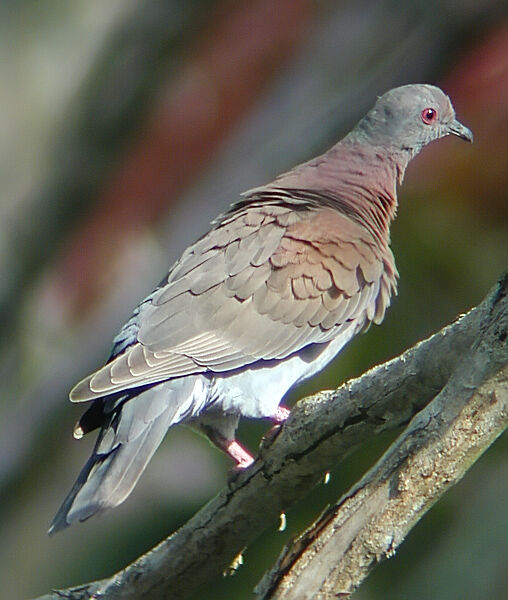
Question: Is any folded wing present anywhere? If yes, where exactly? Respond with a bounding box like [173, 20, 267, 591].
[71, 193, 397, 402]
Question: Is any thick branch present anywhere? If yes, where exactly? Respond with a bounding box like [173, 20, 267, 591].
[34, 273, 508, 600]
[256, 290, 508, 598]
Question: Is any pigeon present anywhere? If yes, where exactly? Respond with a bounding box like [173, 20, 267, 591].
[49, 84, 472, 533]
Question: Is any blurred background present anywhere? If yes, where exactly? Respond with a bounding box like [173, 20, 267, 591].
[0, 1, 507, 598]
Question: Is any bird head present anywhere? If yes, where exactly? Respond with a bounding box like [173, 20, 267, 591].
[352, 84, 473, 157]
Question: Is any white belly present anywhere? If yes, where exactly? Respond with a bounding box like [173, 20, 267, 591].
[209, 323, 357, 419]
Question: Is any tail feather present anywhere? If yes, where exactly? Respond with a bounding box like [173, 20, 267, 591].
[49, 377, 204, 534]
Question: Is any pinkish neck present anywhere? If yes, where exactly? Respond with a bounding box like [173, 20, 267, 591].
[275, 141, 405, 241]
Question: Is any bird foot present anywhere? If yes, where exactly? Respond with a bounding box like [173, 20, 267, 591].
[260, 405, 291, 451]
[225, 440, 255, 469]
[225, 441, 256, 486]
[271, 404, 291, 424]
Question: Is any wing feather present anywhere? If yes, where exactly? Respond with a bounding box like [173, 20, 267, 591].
[71, 198, 397, 402]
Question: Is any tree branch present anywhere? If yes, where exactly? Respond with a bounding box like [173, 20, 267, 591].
[34, 272, 508, 600]
[255, 286, 508, 598]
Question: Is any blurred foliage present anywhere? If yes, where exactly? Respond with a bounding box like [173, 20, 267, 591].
[0, 1, 506, 599]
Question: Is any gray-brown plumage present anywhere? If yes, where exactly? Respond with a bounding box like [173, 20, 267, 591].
[49, 84, 472, 533]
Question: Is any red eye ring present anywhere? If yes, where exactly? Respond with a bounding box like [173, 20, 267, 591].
[421, 107, 437, 124]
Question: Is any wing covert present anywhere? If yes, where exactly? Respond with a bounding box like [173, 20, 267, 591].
[71, 198, 397, 402]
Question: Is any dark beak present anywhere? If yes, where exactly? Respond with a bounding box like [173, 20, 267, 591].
[448, 119, 473, 143]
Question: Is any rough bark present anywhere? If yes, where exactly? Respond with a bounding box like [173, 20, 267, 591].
[256, 282, 508, 598]
[33, 272, 508, 600]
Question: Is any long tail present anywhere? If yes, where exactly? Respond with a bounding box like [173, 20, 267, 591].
[49, 377, 203, 534]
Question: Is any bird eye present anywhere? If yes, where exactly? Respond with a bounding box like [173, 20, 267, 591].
[421, 107, 437, 124]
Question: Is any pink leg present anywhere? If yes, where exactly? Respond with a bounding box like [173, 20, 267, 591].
[205, 429, 254, 468]
[261, 404, 291, 448]
[225, 440, 255, 469]
[272, 404, 291, 424]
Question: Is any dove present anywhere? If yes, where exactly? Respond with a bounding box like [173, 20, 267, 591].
[49, 83, 472, 533]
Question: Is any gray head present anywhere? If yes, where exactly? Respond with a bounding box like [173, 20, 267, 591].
[350, 84, 473, 156]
